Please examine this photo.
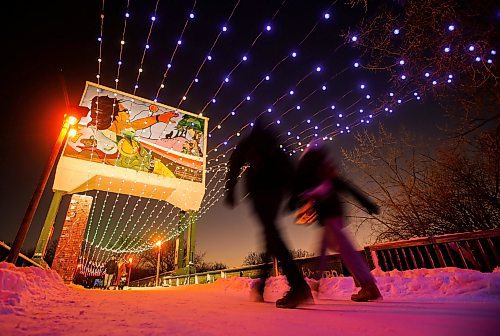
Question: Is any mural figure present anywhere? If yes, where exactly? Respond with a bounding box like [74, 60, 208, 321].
[83, 96, 178, 176]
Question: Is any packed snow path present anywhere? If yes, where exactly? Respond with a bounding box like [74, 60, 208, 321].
[1, 263, 500, 335]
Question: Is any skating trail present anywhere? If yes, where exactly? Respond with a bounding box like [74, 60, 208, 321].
[1, 263, 499, 335]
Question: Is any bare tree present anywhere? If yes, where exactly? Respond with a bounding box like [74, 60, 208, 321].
[351, 0, 499, 134]
[343, 125, 500, 242]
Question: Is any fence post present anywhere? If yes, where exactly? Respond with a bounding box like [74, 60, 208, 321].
[370, 249, 381, 271]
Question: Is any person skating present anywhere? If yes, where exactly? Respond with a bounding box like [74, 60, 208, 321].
[225, 117, 313, 309]
[289, 144, 382, 302]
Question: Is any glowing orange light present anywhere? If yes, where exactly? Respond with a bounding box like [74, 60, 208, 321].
[68, 128, 77, 138]
[149, 104, 159, 113]
[67, 116, 78, 125]
[77, 263, 82, 268]
[128, 257, 133, 263]
[155, 240, 162, 247]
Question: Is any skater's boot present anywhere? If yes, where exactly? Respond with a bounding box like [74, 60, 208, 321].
[276, 285, 314, 309]
[249, 279, 265, 302]
[351, 282, 382, 302]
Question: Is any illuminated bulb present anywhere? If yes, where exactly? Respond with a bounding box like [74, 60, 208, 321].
[330, 105, 335, 110]
[296, 105, 301, 110]
[266, 25, 271, 31]
[401, 74, 406, 80]
[360, 84, 365, 89]
[217, 125, 221, 129]
[242, 56, 248, 61]
[289, 90, 294, 95]
[324, 13, 330, 19]
[444, 47, 450, 53]
[151, 16, 156, 21]
[366, 94, 371, 99]
[316, 66, 322, 72]
[96, 74, 100, 78]
[389, 92, 394, 97]
[276, 120, 281, 124]
[212, 98, 216, 103]
[207, 55, 212, 61]
[424, 72, 430, 77]
[267, 108, 272, 112]
[487, 59, 493, 64]
[183, 96, 187, 100]
[397, 99, 402, 104]
[351, 36, 358, 42]
[265, 75, 270, 80]
[189, 13, 194, 19]
[160, 84, 164, 88]
[246, 96, 251, 100]
[98, 37, 102, 42]
[98, 58, 101, 62]
[413, 92, 418, 96]
[359, 109, 364, 113]
[475, 56, 481, 62]
[115, 78, 119, 82]
[447, 79, 452, 83]
[322, 85, 327, 90]
[177, 40, 182, 45]
[118, 61, 122, 65]
[125, 13, 130, 18]
[287, 132, 291, 136]
[121, 40, 125, 45]
[139, 68, 143, 72]
[432, 80, 437, 85]
[491, 50, 497, 55]
[448, 74, 453, 79]
[338, 113, 342, 118]
[468, 45, 475, 51]
[393, 28, 400, 35]
[399, 60, 405, 65]
[222, 26, 227, 32]
[354, 62, 359, 67]
[448, 25, 455, 31]
[417, 96, 421, 100]
[291, 52, 297, 57]
[194, 78, 199, 82]
[225, 77, 229, 82]
[306, 119, 311, 123]
[134, 84, 139, 89]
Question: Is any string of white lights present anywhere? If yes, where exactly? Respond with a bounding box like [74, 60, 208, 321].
[132, 0, 161, 95]
[175, 0, 242, 108]
[153, 0, 198, 101]
[114, 0, 131, 90]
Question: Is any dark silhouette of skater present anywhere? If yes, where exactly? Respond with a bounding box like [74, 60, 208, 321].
[289, 144, 382, 302]
[225, 118, 313, 309]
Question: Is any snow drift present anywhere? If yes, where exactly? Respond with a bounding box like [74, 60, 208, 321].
[0, 262, 68, 314]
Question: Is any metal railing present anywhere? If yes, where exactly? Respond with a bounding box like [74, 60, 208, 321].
[123, 229, 500, 288]
[0, 241, 44, 268]
[367, 229, 500, 272]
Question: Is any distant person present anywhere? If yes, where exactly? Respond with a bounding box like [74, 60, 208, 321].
[289, 144, 382, 302]
[115, 258, 128, 290]
[104, 256, 118, 290]
[225, 117, 313, 309]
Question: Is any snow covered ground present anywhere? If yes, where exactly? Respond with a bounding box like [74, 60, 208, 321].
[1, 262, 499, 335]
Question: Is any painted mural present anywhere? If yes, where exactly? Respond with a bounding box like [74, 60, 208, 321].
[62, 82, 207, 183]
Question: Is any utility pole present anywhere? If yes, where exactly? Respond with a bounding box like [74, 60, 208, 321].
[7, 110, 86, 264]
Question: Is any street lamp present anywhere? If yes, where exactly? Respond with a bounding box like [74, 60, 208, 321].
[7, 107, 88, 264]
[127, 257, 133, 287]
[155, 241, 162, 287]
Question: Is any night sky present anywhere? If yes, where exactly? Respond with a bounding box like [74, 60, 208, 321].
[2, 0, 449, 267]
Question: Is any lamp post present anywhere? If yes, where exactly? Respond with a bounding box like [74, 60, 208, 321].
[127, 257, 133, 287]
[7, 109, 87, 264]
[155, 241, 162, 287]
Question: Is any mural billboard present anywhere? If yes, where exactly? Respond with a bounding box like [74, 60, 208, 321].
[53, 82, 208, 210]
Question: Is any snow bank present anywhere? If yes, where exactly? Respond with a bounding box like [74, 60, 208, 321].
[0, 262, 67, 314]
[216, 267, 500, 303]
